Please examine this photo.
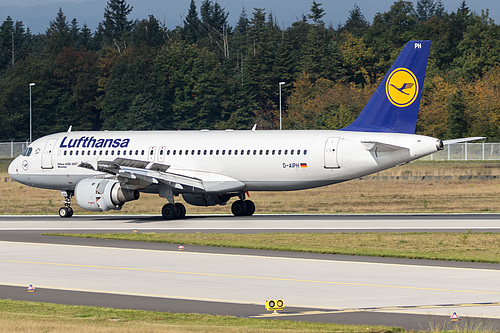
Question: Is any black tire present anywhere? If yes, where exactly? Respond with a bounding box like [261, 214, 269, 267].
[59, 207, 70, 218]
[162, 203, 178, 220]
[231, 200, 248, 216]
[67, 207, 74, 217]
[175, 203, 186, 219]
[244, 200, 255, 216]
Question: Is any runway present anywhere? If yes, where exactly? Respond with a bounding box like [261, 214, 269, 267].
[0, 214, 499, 331]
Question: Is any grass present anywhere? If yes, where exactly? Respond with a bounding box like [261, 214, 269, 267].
[0, 299, 403, 332]
[45, 232, 500, 263]
[2, 161, 500, 215]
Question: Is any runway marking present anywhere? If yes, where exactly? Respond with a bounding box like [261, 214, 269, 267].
[249, 301, 500, 318]
[1, 258, 500, 295]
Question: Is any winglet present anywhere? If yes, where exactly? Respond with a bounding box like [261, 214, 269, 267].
[341, 41, 431, 134]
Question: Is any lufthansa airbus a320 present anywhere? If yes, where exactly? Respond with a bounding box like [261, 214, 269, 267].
[8, 41, 482, 219]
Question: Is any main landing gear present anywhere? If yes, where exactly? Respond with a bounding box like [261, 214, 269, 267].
[161, 202, 186, 220]
[231, 199, 255, 216]
[59, 190, 74, 218]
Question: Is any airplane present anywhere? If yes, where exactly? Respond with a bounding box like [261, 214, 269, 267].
[8, 40, 484, 220]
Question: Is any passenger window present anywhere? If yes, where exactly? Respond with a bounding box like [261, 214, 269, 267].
[210, 150, 213, 155]
[141, 150, 145, 155]
[291, 150, 294, 155]
[197, 150, 201, 155]
[234, 150, 238, 155]
[173, 150, 176, 155]
[166, 150, 170, 155]
[204, 150, 207, 155]
[105, 151, 108, 155]
[259, 150, 263, 155]
[135, 150, 139, 155]
[216, 150, 219, 155]
[278, 150, 282, 155]
[228, 150, 232, 155]
[265, 150, 269, 155]
[253, 150, 256, 155]
[297, 150, 301, 155]
[123, 150, 126, 155]
[304, 149, 308, 155]
[222, 150, 225, 155]
[272, 150, 275, 155]
[111, 150, 115, 155]
[69, 151, 73, 156]
[191, 150, 195, 155]
[99, 151, 103, 156]
[179, 150, 183, 155]
[87, 151, 91, 155]
[64, 151, 67, 156]
[284, 150, 288, 155]
[93, 151, 97, 156]
[247, 150, 250, 155]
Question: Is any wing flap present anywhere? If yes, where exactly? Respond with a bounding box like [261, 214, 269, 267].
[83, 158, 244, 193]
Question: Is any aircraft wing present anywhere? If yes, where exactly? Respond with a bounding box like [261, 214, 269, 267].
[79, 158, 245, 193]
[442, 137, 486, 145]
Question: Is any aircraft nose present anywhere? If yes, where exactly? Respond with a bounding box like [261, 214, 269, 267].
[8, 158, 20, 181]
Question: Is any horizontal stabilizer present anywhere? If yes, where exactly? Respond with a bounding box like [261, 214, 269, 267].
[443, 137, 486, 145]
[361, 141, 408, 152]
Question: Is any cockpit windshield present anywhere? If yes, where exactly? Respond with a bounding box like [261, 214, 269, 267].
[21, 147, 33, 157]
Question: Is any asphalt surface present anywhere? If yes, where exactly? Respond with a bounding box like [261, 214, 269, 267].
[0, 214, 499, 331]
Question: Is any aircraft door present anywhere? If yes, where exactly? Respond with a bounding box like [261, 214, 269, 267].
[148, 146, 156, 162]
[41, 138, 58, 169]
[324, 137, 340, 169]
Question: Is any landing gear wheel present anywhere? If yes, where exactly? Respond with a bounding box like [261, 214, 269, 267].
[231, 200, 248, 216]
[244, 200, 255, 216]
[175, 203, 186, 219]
[59, 207, 72, 218]
[162, 203, 178, 220]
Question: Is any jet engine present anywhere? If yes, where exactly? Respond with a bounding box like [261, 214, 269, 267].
[75, 178, 139, 211]
[182, 193, 231, 206]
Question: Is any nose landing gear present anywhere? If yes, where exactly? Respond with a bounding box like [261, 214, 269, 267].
[59, 190, 74, 218]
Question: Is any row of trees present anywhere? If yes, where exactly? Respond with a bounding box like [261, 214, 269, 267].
[0, 0, 499, 141]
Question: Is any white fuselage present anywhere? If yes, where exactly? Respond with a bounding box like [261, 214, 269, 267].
[8, 129, 441, 194]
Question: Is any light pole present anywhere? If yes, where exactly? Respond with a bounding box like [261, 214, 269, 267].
[279, 81, 285, 130]
[29, 83, 35, 143]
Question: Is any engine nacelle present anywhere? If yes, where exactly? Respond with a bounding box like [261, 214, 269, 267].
[182, 193, 231, 206]
[75, 178, 139, 211]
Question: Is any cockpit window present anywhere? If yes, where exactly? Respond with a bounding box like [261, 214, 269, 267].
[21, 147, 33, 157]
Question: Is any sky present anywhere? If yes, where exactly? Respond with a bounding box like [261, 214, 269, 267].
[0, 0, 498, 34]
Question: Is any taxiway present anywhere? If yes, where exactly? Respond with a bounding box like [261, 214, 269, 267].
[0, 214, 499, 331]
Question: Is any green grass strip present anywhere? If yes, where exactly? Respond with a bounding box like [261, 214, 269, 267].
[45, 232, 500, 263]
[0, 299, 403, 332]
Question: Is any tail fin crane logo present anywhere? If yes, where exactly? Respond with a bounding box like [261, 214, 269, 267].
[386, 68, 419, 108]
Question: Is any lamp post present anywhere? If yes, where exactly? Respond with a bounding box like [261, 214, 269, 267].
[29, 83, 35, 143]
[279, 81, 285, 130]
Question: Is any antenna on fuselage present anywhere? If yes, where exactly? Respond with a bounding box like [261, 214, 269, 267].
[67, 125, 72, 132]
[252, 124, 257, 131]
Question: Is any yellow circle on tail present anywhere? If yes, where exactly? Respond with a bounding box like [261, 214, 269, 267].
[385, 68, 419, 107]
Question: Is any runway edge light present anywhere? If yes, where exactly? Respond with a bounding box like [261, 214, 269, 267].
[265, 299, 284, 314]
[451, 312, 460, 321]
[27, 284, 36, 292]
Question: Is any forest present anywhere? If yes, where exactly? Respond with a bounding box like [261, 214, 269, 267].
[0, 0, 499, 141]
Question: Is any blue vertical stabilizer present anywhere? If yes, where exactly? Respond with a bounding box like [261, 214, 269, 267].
[341, 40, 431, 134]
